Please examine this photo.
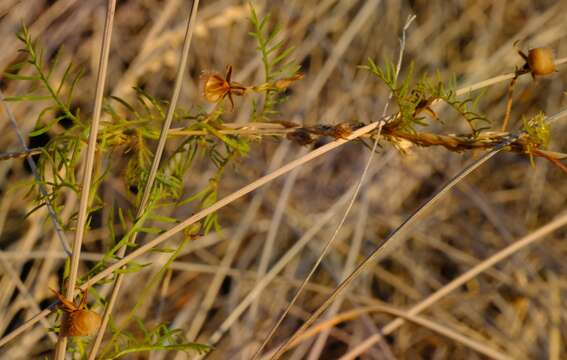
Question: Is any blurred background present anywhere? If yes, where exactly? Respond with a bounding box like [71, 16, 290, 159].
[1, 0, 566, 359]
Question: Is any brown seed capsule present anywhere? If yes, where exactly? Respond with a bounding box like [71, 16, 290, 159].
[61, 309, 102, 337]
[51, 288, 101, 337]
[527, 47, 556, 76]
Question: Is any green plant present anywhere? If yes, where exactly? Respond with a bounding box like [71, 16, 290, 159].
[104, 319, 210, 359]
[1, 5, 306, 357]
[249, 3, 300, 121]
[361, 58, 488, 135]
[2, 3, 567, 359]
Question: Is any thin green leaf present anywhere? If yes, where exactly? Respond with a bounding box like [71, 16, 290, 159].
[3, 94, 52, 102]
[108, 343, 211, 359]
[134, 226, 163, 235]
[3, 73, 40, 81]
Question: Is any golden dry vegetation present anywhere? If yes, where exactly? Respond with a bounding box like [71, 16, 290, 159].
[0, 1, 566, 359]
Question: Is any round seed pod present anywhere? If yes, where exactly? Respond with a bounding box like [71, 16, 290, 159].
[60, 309, 101, 337]
[528, 47, 556, 76]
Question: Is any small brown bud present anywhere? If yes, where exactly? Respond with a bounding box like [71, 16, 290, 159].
[61, 310, 101, 337]
[274, 73, 304, 90]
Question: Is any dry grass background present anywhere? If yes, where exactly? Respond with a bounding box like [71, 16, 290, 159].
[1, 0, 567, 359]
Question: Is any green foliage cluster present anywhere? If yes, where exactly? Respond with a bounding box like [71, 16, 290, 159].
[6, 30, 249, 226]
[3, 5, 301, 357]
[249, 4, 300, 121]
[101, 319, 210, 359]
[362, 58, 488, 135]
[522, 112, 550, 149]
[521, 111, 551, 165]
[6, 26, 87, 224]
[7, 2, 300, 228]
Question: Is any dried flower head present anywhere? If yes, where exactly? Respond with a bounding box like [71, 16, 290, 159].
[202, 65, 247, 109]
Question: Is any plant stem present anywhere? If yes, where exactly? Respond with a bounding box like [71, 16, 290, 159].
[54, 1, 116, 358]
